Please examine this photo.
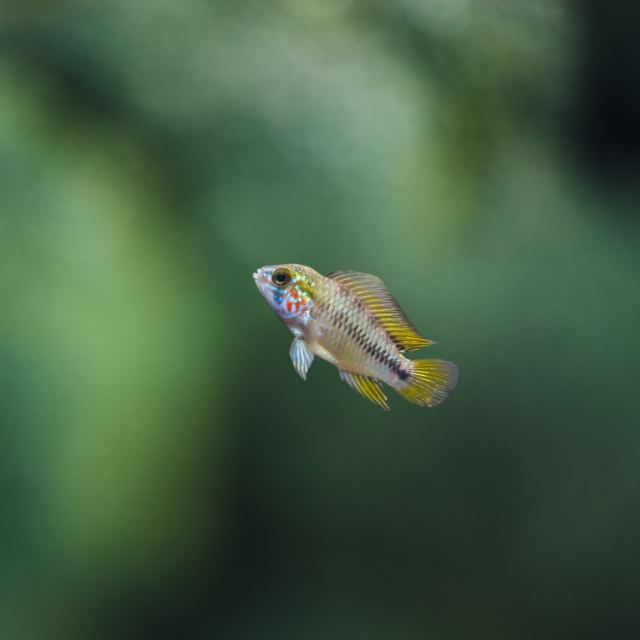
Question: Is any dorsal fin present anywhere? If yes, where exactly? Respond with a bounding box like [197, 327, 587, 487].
[326, 270, 434, 352]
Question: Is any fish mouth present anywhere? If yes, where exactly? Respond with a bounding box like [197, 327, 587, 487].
[253, 270, 267, 290]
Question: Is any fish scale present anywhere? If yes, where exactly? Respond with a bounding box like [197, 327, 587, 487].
[254, 264, 459, 410]
[319, 297, 397, 382]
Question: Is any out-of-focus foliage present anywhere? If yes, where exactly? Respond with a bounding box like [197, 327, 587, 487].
[0, 1, 639, 639]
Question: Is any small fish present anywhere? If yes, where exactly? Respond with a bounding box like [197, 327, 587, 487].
[253, 264, 459, 410]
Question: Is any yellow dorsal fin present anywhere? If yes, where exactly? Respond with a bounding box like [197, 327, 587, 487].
[326, 270, 434, 352]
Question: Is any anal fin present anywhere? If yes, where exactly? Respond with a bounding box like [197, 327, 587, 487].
[339, 370, 389, 410]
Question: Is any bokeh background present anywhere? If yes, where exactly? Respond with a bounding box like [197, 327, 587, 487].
[1, 1, 639, 639]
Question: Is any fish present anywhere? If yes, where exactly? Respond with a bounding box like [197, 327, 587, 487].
[253, 264, 459, 410]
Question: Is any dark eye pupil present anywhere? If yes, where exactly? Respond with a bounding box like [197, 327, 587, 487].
[273, 270, 291, 285]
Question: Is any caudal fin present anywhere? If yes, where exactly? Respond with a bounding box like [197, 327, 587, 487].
[397, 359, 459, 407]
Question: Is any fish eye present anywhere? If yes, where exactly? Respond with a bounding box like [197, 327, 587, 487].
[272, 268, 293, 287]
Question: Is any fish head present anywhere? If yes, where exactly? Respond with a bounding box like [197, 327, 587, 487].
[253, 264, 317, 320]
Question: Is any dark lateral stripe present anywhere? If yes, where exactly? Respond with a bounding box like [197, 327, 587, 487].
[360, 335, 403, 375]
[340, 314, 403, 375]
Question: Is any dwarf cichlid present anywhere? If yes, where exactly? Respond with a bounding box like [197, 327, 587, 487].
[253, 264, 459, 410]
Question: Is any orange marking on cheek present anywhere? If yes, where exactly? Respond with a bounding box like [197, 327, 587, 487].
[291, 289, 299, 299]
[286, 300, 293, 312]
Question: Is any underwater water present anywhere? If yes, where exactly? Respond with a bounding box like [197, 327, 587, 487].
[1, 1, 639, 639]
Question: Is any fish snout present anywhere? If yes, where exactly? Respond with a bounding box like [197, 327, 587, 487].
[253, 269, 270, 294]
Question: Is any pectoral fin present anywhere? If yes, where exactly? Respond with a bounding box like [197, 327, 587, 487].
[339, 370, 389, 410]
[290, 338, 314, 380]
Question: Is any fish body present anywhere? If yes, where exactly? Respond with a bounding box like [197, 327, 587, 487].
[253, 264, 459, 410]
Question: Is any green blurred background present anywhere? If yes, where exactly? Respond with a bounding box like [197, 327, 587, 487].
[1, 1, 639, 638]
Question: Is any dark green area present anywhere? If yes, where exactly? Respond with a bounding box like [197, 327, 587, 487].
[1, 1, 639, 639]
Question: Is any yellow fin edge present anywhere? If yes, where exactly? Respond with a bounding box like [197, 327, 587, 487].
[339, 370, 389, 410]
